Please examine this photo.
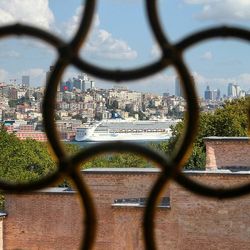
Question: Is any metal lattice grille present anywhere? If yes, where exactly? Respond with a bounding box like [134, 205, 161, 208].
[0, 1, 250, 249]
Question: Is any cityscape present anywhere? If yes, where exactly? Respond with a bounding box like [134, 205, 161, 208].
[0, 1, 250, 249]
[0, 66, 249, 142]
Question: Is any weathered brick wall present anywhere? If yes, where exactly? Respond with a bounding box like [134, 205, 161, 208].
[168, 173, 250, 250]
[204, 137, 250, 170]
[3, 169, 250, 250]
[4, 191, 83, 250]
[0, 220, 3, 250]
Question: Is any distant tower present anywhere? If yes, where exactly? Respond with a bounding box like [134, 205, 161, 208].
[22, 75, 30, 88]
[175, 76, 182, 97]
[204, 85, 211, 100]
[78, 73, 89, 92]
[235, 84, 241, 97]
[216, 89, 221, 100]
[228, 83, 233, 96]
[228, 83, 237, 97]
[213, 89, 220, 100]
[175, 75, 194, 98]
[90, 80, 95, 89]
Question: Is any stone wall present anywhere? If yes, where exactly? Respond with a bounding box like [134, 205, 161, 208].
[3, 169, 250, 250]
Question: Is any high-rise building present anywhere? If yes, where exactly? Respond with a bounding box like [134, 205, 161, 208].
[78, 73, 89, 92]
[90, 80, 95, 89]
[72, 78, 81, 90]
[215, 89, 220, 100]
[235, 84, 241, 97]
[204, 85, 211, 100]
[204, 85, 220, 100]
[22, 75, 30, 88]
[228, 83, 237, 97]
[212, 89, 220, 100]
[175, 76, 184, 97]
[175, 75, 194, 98]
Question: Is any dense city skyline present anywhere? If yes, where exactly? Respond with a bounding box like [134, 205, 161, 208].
[0, 1, 250, 95]
[3, 68, 250, 99]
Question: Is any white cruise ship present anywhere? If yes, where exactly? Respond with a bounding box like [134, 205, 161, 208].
[75, 119, 179, 142]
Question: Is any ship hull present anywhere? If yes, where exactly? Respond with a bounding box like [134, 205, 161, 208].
[75, 119, 178, 142]
[75, 133, 170, 142]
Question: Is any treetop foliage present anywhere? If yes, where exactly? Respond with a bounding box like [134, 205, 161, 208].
[166, 97, 249, 169]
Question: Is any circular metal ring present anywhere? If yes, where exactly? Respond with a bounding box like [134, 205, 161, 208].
[70, 0, 200, 172]
[69, 168, 97, 250]
[145, 0, 170, 52]
[70, 141, 175, 250]
[70, 0, 173, 82]
[143, 172, 173, 250]
[0, 24, 65, 191]
[42, 0, 99, 162]
[44, 53, 199, 175]
[173, 26, 250, 198]
[0, 2, 249, 249]
[141, 0, 250, 198]
[69, 0, 96, 54]
[42, 41, 199, 250]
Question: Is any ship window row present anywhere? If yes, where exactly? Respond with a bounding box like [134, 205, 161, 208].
[108, 129, 168, 133]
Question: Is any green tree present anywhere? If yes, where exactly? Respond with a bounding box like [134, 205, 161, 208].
[81, 153, 149, 169]
[0, 127, 56, 184]
[161, 98, 249, 170]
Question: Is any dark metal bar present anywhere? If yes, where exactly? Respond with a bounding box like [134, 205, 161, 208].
[69, 168, 97, 250]
[0, 1, 248, 249]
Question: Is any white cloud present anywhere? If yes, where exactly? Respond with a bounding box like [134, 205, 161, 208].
[0, 50, 20, 58]
[201, 51, 213, 60]
[150, 44, 161, 58]
[84, 29, 138, 60]
[64, 6, 101, 38]
[64, 5, 138, 61]
[184, 0, 250, 21]
[0, 0, 54, 30]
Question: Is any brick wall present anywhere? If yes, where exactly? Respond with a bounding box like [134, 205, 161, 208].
[3, 169, 250, 250]
[0, 220, 3, 250]
[4, 191, 83, 250]
[204, 137, 250, 170]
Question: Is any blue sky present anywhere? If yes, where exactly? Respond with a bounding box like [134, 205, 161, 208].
[0, 0, 250, 96]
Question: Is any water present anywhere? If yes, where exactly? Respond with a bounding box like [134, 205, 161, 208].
[69, 139, 167, 149]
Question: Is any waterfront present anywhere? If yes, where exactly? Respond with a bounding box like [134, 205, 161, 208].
[69, 139, 167, 148]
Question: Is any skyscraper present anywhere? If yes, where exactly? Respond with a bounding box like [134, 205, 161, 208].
[90, 80, 95, 89]
[204, 85, 220, 101]
[22, 75, 30, 88]
[175, 75, 195, 98]
[228, 83, 237, 97]
[78, 73, 89, 92]
[204, 85, 211, 100]
[175, 76, 184, 97]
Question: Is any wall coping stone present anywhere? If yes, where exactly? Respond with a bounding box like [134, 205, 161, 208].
[82, 168, 250, 176]
[204, 136, 250, 142]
